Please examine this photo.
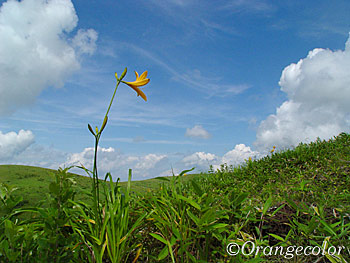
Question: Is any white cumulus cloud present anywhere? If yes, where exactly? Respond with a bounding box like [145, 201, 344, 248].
[0, 130, 35, 160]
[181, 143, 260, 172]
[222, 144, 259, 164]
[185, 125, 211, 139]
[182, 151, 218, 167]
[64, 147, 169, 181]
[0, 0, 97, 115]
[255, 35, 350, 150]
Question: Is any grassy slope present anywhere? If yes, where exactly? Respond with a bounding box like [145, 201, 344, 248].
[1, 132, 349, 211]
[229, 132, 350, 208]
[0, 164, 198, 207]
[1, 133, 349, 262]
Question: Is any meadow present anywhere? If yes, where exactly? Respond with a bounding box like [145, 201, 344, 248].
[0, 133, 349, 262]
[1, 69, 349, 262]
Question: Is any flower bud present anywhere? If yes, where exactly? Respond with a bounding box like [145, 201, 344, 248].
[120, 67, 127, 79]
[88, 124, 95, 135]
[100, 116, 108, 133]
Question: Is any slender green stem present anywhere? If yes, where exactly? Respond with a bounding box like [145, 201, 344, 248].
[93, 134, 102, 229]
[105, 78, 122, 119]
[91, 73, 124, 235]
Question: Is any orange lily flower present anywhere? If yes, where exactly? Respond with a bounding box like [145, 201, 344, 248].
[122, 71, 150, 101]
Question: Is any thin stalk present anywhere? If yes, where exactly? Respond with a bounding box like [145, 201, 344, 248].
[105, 78, 122, 119]
[91, 75, 123, 235]
[93, 135, 102, 229]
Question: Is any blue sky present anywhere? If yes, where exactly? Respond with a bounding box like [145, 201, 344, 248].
[1, 0, 350, 181]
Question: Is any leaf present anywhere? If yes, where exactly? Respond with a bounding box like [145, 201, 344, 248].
[178, 167, 195, 176]
[320, 219, 338, 237]
[234, 192, 249, 206]
[209, 223, 228, 229]
[269, 233, 285, 242]
[150, 233, 168, 245]
[187, 209, 199, 225]
[176, 195, 201, 210]
[171, 226, 181, 240]
[270, 203, 286, 217]
[49, 182, 59, 195]
[191, 180, 203, 196]
[285, 197, 299, 211]
[157, 246, 169, 260]
[262, 196, 272, 215]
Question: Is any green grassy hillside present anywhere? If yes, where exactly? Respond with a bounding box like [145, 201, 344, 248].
[1, 133, 349, 262]
[0, 164, 198, 208]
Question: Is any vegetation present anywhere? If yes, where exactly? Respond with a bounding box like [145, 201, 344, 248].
[1, 133, 349, 262]
[0, 165, 196, 209]
[1, 68, 349, 262]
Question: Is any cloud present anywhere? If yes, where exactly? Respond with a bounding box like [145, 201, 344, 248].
[0, 0, 97, 116]
[182, 143, 259, 172]
[176, 68, 250, 97]
[255, 36, 350, 150]
[1, 143, 68, 169]
[221, 0, 275, 14]
[117, 44, 249, 97]
[0, 130, 35, 160]
[64, 147, 169, 181]
[132, 136, 146, 143]
[185, 125, 211, 139]
[72, 29, 98, 55]
[64, 144, 261, 179]
[222, 144, 259, 164]
[1, 139, 260, 180]
[182, 152, 218, 167]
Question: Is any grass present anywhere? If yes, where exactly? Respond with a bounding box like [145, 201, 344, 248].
[1, 132, 349, 262]
[0, 164, 198, 209]
[0, 165, 92, 207]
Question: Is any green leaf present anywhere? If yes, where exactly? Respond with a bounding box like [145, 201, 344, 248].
[269, 233, 285, 242]
[191, 180, 203, 196]
[150, 233, 168, 245]
[285, 197, 299, 211]
[320, 219, 338, 237]
[158, 246, 169, 260]
[209, 223, 228, 229]
[171, 226, 181, 240]
[178, 167, 195, 176]
[262, 196, 272, 215]
[271, 203, 286, 217]
[176, 195, 201, 210]
[234, 192, 249, 205]
[187, 209, 199, 225]
[49, 182, 59, 195]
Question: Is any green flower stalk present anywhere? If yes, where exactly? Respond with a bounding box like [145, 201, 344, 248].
[86, 67, 150, 237]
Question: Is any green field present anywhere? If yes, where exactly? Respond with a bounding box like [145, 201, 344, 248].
[1, 133, 350, 262]
[0, 165, 198, 208]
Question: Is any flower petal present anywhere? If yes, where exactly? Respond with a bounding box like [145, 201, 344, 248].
[124, 78, 150, 87]
[128, 85, 147, 101]
[139, 71, 148, 80]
